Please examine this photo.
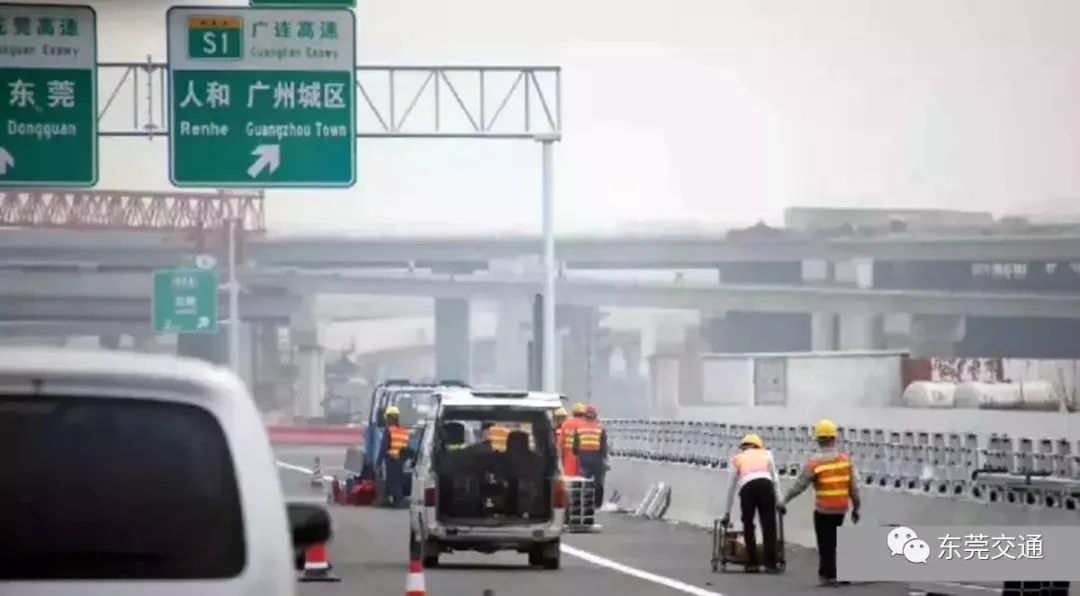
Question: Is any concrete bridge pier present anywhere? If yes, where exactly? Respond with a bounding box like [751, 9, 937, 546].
[493, 297, 530, 389]
[435, 298, 471, 383]
[833, 257, 886, 350]
[99, 333, 122, 350]
[291, 302, 325, 420]
[176, 333, 226, 365]
[910, 314, 967, 357]
[558, 305, 600, 401]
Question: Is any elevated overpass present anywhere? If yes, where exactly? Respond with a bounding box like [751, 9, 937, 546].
[5, 269, 1080, 321]
[7, 228, 1080, 270]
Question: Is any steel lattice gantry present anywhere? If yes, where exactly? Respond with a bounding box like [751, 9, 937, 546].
[0, 188, 265, 232]
[96, 61, 561, 139]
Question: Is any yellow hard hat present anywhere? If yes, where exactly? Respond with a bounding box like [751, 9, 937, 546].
[740, 433, 764, 449]
[554, 407, 568, 418]
[385, 405, 400, 417]
[813, 419, 838, 439]
[571, 402, 586, 415]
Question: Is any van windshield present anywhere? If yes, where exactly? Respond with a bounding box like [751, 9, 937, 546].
[0, 395, 245, 580]
[385, 389, 435, 427]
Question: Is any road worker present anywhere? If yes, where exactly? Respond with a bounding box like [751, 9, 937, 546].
[553, 407, 568, 461]
[719, 433, 783, 573]
[573, 405, 608, 505]
[377, 405, 411, 508]
[560, 402, 588, 476]
[482, 421, 510, 452]
[777, 419, 861, 586]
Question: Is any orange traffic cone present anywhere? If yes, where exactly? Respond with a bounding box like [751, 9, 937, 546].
[299, 542, 341, 583]
[405, 559, 426, 595]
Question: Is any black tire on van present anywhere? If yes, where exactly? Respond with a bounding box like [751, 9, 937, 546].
[540, 540, 560, 570]
[423, 538, 440, 568]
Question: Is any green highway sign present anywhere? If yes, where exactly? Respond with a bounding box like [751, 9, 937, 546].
[153, 267, 219, 334]
[0, 3, 97, 187]
[250, 0, 356, 7]
[167, 6, 357, 188]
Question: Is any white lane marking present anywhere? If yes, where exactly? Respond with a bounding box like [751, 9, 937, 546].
[276, 460, 721, 594]
[560, 544, 725, 596]
[276, 460, 334, 482]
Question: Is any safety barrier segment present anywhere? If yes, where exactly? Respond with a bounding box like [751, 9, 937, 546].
[601, 418, 1080, 514]
[267, 425, 364, 446]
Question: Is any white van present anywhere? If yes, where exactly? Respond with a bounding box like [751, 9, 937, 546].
[409, 389, 566, 569]
[0, 348, 330, 596]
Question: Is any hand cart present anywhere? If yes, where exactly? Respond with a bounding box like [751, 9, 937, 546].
[710, 512, 786, 573]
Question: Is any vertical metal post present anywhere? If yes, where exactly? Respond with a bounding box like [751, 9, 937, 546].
[537, 134, 559, 392]
[227, 217, 241, 374]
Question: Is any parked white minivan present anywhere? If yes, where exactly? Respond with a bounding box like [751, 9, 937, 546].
[409, 389, 566, 569]
[0, 348, 330, 596]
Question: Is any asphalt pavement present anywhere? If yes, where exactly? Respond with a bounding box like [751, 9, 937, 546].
[275, 446, 920, 596]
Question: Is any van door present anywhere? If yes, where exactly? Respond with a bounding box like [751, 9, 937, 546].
[410, 421, 434, 528]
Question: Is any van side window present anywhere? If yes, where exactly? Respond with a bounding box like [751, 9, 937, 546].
[0, 396, 246, 580]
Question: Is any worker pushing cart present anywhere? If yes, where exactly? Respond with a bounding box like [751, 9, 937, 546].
[717, 433, 784, 574]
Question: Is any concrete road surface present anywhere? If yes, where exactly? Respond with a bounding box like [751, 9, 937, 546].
[275, 446, 920, 596]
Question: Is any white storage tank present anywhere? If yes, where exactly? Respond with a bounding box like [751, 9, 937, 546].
[955, 382, 1020, 409]
[1018, 380, 1061, 411]
[902, 381, 957, 408]
[954, 381, 1060, 410]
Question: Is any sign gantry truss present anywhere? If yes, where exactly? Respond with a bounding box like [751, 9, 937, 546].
[0, 189, 265, 232]
[97, 61, 562, 139]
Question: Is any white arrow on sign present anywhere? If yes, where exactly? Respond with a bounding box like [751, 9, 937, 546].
[247, 144, 281, 179]
[0, 147, 14, 175]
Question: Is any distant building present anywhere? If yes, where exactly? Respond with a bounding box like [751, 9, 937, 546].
[783, 206, 994, 232]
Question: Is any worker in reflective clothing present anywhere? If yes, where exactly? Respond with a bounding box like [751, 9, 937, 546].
[778, 419, 861, 586]
[720, 433, 783, 573]
[377, 405, 412, 508]
[561, 402, 587, 476]
[553, 406, 568, 460]
[573, 405, 608, 505]
[441, 421, 468, 451]
[482, 421, 511, 452]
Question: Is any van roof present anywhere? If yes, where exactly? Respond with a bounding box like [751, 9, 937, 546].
[437, 388, 565, 410]
[0, 347, 241, 396]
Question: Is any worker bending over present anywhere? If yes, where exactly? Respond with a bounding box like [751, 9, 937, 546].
[573, 405, 608, 505]
[377, 406, 411, 508]
[778, 419, 861, 586]
[720, 433, 783, 573]
[560, 402, 588, 476]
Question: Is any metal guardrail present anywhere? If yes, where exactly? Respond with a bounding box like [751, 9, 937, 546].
[602, 419, 1080, 513]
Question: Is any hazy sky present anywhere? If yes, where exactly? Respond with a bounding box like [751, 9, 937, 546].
[61, 0, 1080, 232]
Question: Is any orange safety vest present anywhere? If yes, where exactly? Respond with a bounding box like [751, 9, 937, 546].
[576, 421, 603, 452]
[387, 425, 411, 459]
[560, 418, 584, 475]
[485, 425, 510, 452]
[554, 423, 565, 457]
[808, 452, 852, 510]
[732, 449, 770, 478]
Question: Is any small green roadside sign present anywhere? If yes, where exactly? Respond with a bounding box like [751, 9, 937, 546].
[250, 0, 356, 7]
[152, 267, 219, 334]
[0, 3, 98, 187]
[166, 6, 357, 188]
